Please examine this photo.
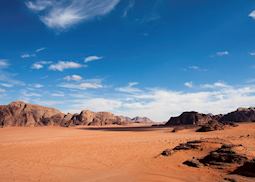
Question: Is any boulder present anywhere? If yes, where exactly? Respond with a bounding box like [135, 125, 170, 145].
[183, 158, 204, 168]
[232, 158, 255, 177]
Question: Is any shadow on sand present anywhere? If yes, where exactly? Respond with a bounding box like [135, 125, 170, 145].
[77, 126, 168, 132]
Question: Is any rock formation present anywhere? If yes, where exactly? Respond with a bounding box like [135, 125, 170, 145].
[165, 111, 213, 126]
[232, 158, 255, 177]
[220, 107, 255, 122]
[165, 107, 255, 127]
[0, 101, 153, 127]
[0, 101, 65, 127]
[131, 116, 154, 124]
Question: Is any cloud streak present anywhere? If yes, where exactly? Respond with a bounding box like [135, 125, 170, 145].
[26, 0, 120, 30]
[49, 61, 83, 71]
[0, 59, 9, 69]
[84, 56, 103, 63]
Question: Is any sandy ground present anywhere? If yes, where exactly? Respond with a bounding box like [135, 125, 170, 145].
[0, 123, 254, 182]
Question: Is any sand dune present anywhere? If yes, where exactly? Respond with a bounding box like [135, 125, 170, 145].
[0, 124, 254, 182]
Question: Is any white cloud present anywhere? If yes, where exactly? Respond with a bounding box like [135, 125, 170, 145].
[249, 10, 255, 20]
[59, 81, 103, 90]
[26, 0, 120, 30]
[185, 66, 207, 72]
[22, 90, 42, 97]
[249, 52, 255, 56]
[112, 83, 255, 121]
[201, 81, 230, 89]
[25, 0, 53, 11]
[61, 80, 255, 121]
[0, 88, 6, 93]
[70, 98, 122, 113]
[0, 72, 25, 86]
[21, 53, 36, 58]
[184, 82, 193, 88]
[51, 92, 65, 97]
[35, 47, 46, 52]
[122, 0, 135, 17]
[49, 61, 83, 71]
[84, 56, 103, 63]
[31, 61, 51, 70]
[0, 59, 9, 69]
[33, 84, 44, 88]
[31, 63, 43, 69]
[64, 74, 83, 81]
[116, 82, 142, 93]
[216, 51, 229, 57]
[0, 83, 13, 88]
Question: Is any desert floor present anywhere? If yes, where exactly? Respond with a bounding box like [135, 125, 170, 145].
[0, 123, 254, 182]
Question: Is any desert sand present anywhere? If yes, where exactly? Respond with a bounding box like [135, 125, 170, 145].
[0, 124, 254, 182]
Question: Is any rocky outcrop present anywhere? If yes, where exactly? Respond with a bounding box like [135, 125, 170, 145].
[197, 120, 239, 132]
[0, 101, 153, 127]
[220, 107, 255, 122]
[131, 116, 154, 124]
[165, 112, 213, 126]
[232, 158, 255, 177]
[0, 101, 65, 127]
[165, 107, 255, 127]
[66, 111, 130, 126]
[199, 144, 248, 166]
[161, 140, 204, 156]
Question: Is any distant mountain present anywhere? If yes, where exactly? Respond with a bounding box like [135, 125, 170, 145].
[219, 107, 255, 122]
[131, 116, 154, 124]
[165, 111, 214, 126]
[165, 107, 255, 127]
[0, 101, 154, 127]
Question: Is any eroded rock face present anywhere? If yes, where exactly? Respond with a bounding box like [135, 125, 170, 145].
[0, 101, 65, 127]
[131, 117, 154, 124]
[196, 120, 225, 132]
[165, 112, 213, 126]
[220, 107, 255, 122]
[0, 101, 149, 127]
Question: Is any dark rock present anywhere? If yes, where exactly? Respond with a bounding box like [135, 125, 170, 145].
[223, 177, 237, 182]
[173, 140, 202, 151]
[232, 158, 255, 177]
[220, 107, 255, 122]
[183, 158, 203, 168]
[196, 120, 225, 132]
[200, 144, 248, 166]
[161, 140, 204, 156]
[165, 111, 214, 126]
[161, 149, 174, 156]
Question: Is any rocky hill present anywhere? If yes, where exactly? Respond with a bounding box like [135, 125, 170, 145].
[131, 116, 154, 124]
[219, 107, 255, 122]
[0, 101, 65, 127]
[165, 111, 214, 126]
[0, 101, 153, 127]
[165, 107, 255, 127]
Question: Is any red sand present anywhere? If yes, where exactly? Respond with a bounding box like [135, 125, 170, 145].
[0, 123, 254, 182]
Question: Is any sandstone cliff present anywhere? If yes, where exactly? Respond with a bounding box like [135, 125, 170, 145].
[0, 101, 153, 127]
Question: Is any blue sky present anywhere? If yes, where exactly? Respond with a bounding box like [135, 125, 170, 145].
[1, 0, 255, 121]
